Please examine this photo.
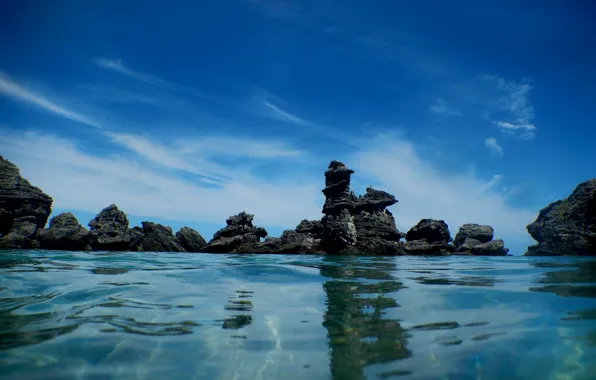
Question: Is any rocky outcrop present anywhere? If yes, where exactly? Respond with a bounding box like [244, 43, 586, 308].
[87, 204, 141, 251]
[0, 156, 52, 244]
[404, 219, 453, 255]
[204, 211, 268, 253]
[452, 223, 508, 256]
[0, 216, 40, 249]
[176, 226, 207, 252]
[38, 212, 90, 250]
[130, 222, 186, 252]
[525, 179, 596, 256]
[295, 219, 324, 239]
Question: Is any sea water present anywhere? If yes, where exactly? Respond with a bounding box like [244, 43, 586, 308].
[0, 250, 595, 380]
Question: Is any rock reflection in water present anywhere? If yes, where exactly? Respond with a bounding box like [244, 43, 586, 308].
[320, 257, 411, 380]
[530, 260, 596, 298]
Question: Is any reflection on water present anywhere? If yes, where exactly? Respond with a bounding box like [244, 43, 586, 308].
[0, 251, 595, 379]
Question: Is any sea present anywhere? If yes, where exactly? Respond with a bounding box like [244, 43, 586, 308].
[0, 250, 595, 380]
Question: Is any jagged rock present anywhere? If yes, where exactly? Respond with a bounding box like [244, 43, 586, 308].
[0, 156, 52, 236]
[354, 187, 398, 213]
[176, 227, 207, 252]
[38, 212, 90, 250]
[295, 219, 324, 239]
[130, 222, 186, 252]
[470, 239, 509, 256]
[204, 211, 268, 253]
[87, 204, 139, 251]
[322, 209, 358, 253]
[525, 179, 596, 256]
[453, 224, 494, 247]
[322, 160, 355, 215]
[406, 219, 452, 243]
[455, 237, 483, 252]
[0, 216, 40, 248]
[237, 230, 325, 254]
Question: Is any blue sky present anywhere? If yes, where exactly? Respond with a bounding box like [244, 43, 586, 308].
[1, 0, 595, 254]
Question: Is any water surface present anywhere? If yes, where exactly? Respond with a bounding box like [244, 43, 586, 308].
[1, 250, 595, 379]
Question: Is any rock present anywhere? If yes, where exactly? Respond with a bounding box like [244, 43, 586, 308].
[237, 230, 325, 254]
[525, 179, 596, 256]
[130, 222, 186, 252]
[204, 211, 268, 253]
[0, 216, 40, 248]
[406, 219, 452, 243]
[0, 156, 53, 236]
[455, 237, 483, 252]
[295, 219, 324, 239]
[471, 239, 509, 256]
[404, 239, 452, 256]
[176, 227, 207, 252]
[87, 204, 139, 251]
[37, 212, 90, 250]
[354, 187, 397, 213]
[322, 209, 358, 253]
[453, 224, 494, 247]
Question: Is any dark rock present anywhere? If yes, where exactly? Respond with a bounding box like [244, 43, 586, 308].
[353, 210, 403, 241]
[471, 239, 509, 256]
[354, 187, 397, 213]
[0, 156, 53, 236]
[87, 204, 139, 251]
[406, 219, 452, 243]
[295, 219, 324, 239]
[455, 237, 483, 252]
[525, 179, 596, 256]
[0, 216, 40, 248]
[404, 239, 453, 256]
[453, 224, 494, 247]
[130, 222, 186, 252]
[322, 160, 355, 215]
[322, 209, 358, 253]
[38, 212, 90, 250]
[237, 230, 325, 254]
[176, 227, 207, 252]
[204, 211, 268, 253]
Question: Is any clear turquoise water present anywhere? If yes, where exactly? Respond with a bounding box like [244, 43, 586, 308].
[1, 250, 595, 380]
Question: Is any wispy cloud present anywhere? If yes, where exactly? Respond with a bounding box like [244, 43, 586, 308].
[0, 72, 102, 128]
[175, 136, 301, 159]
[261, 99, 312, 126]
[484, 137, 504, 157]
[484, 75, 538, 139]
[429, 97, 462, 117]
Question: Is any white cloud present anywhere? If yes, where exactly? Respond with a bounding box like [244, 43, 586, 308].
[0, 72, 102, 128]
[175, 136, 301, 159]
[484, 137, 503, 157]
[429, 97, 462, 116]
[0, 131, 324, 228]
[350, 135, 537, 249]
[494, 121, 536, 140]
[261, 99, 312, 126]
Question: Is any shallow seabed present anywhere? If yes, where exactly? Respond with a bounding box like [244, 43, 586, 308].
[1, 250, 595, 380]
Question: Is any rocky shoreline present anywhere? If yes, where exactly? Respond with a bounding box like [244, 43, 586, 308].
[0, 155, 594, 255]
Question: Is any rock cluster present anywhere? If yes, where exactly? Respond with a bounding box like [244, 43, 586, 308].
[452, 223, 509, 256]
[0, 154, 523, 255]
[525, 179, 596, 256]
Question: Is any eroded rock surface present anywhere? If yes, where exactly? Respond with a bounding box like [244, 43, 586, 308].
[176, 226, 207, 252]
[204, 211, 267, 253]
[404, 219, 453, 255]
[452, 223, 508, 256]
[130, 222, 186, 252]
[525, 179, 596, 256]
[38, 212, 90, 250]
[87, 204, 140, 251]
[0, 156, 52, 242]
[0, 216, 40, 249]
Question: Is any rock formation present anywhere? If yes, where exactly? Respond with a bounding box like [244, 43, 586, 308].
[130, 222, 186, 252]
[0, 216, 40, 249]
[525, 179, 596, 256]
[404, 219, 453, 255]
[38, 212, 90, 250]
[176, 226, 207, 252]
[0, 156, 52, 245]
[204, 211, 268, 253]
[452, 223, 509, 256]
[87, 204, 141, 251]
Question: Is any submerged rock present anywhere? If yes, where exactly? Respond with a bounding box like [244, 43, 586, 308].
[204, 211, 267, 253]
[0, 156, 52, 240]
[130, 222, 186, 252]
[176, 226, 207, 252]
[525, 179, 596, 256]
[38, 212, 90, 250]
[87, 204, 140, 251]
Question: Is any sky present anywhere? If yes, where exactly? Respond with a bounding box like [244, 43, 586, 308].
[1, 0, 595, 255]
